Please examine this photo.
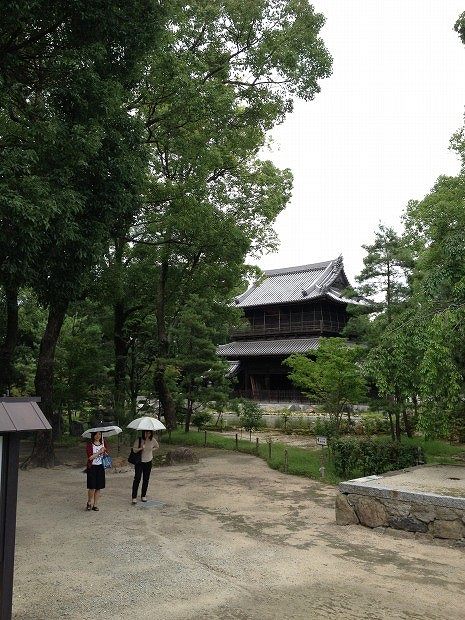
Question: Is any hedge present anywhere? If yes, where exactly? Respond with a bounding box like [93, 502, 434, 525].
[330, 437, 424, 479]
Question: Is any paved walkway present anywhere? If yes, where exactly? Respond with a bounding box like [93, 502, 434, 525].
[13, 448, 465, 619]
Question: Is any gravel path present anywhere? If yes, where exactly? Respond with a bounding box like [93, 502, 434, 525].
[13, 448, 465, 619]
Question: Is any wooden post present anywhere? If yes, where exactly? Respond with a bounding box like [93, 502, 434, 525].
[249, 429, 252, 442]
[235, 433, 238, 450]
[256, 437, 259, 453]
[204, 430, 207, 447]
[268, 438, 272, 459]
[284, 449, 288, 473]
[0, 434, 20, 620]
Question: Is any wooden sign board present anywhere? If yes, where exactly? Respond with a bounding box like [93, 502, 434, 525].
[0, 397, 50, 620]
[316, 436, 327, 447]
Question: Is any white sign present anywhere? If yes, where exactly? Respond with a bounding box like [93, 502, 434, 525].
[316, 436, 327, 446]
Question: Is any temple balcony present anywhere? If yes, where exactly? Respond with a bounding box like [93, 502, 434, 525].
[230, 319, 346, 340]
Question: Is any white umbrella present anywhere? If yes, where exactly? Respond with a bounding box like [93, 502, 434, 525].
[127, 416, 166, 432]
[82, 425, 123, 439]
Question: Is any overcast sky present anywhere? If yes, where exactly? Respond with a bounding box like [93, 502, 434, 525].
[256, 1, 465, 283]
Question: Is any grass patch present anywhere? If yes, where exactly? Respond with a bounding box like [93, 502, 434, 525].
[401, 436, 465, 464]
[160, 429, 340, 484]
[353, 435, 465, 465]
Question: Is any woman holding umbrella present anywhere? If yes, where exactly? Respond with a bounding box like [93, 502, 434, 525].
[83, 422, 122, 511]
[85, 431, 108, 511]
[131, 431, 159, 504]
[127, 416, 165, 505]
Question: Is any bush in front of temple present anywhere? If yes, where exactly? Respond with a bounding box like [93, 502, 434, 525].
[330, 437, 423, 479]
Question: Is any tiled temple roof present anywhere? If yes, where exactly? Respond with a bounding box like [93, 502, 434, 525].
[218, 337, 321, 358]
[235, 256, 355, 308]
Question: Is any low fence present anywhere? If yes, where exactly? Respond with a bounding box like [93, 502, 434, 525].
[159, 429, 336, 482]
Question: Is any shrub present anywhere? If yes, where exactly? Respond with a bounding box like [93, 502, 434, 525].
[237, 400, 263, 431]
[330, 437, 424, 479]
[358, 412, 391, 436]
[311, 416, 340, 439]
[192, 410, 213, 430]
[278, 409, 292, 431]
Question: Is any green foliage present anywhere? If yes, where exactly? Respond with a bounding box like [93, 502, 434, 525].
[192, 411, 214, 431]
[356, 223, 414, 320]
[130, 0, 332, 427]
[233, 399, 264, 431]
[402, 436, 465, 464]
[401, 172, 465, 439]
[418, 311, 462, 438]
[0, 1, 333, 451]
[1, 0, 163, 299]
[278, 409, 292, 431]
[53, 305, 113, 412]
[330, 437, 423, 479]
[356, 412, 391, 436]
[312, 416, 340, 438]
[285, 338, 366, 429]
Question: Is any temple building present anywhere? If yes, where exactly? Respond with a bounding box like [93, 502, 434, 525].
[218, 256, 360, 401]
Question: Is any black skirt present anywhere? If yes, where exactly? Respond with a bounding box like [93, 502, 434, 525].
[87, 464, 106, 490]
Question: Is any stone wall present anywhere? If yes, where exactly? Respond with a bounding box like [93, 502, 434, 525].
[336, 491, 465, 542]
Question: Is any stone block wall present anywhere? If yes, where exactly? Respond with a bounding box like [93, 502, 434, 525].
[336, 491, 465, 542]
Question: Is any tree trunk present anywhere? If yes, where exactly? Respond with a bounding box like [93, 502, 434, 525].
[412, 394, 419, 425]
[184, 396, 193, 433]
[394, 388, 402, 441]
[386, 261, 392, 324]
[402, 406, 413, 438]
[26, 300, 68, 467]
[155, 259, 177, 429]
[155, 366, 177, 429]
[114, 299, 129, 423]
[112, 237, 128, 424]
[387, 411, 395, 441]
[394, 410, 401, 441]
[0, 283, 19, 394]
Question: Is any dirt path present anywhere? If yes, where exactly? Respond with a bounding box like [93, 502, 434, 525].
[13, 449, 465, 619]
[220, 429, 320, 449]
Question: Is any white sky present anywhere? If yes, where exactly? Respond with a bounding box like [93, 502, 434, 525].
[257, 0, 465, 283]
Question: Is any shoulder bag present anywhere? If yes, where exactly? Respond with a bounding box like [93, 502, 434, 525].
[102, 453, 112, 469]
[128, 438, 142, 465]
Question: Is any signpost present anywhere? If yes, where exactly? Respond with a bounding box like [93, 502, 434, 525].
[316, 436, 328, 479]
[0, 397, 51, 620]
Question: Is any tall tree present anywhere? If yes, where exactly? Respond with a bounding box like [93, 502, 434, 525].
[356, 223, 414, 323]
[285, 338, 366, 432]
[130, 0, 332, 428]
[364, 311, 423, 440]
[1, 0, 165, 465]
[0, 1, 163, 396]
[171, 296, 236, 432]
[403, 172, 465, 439]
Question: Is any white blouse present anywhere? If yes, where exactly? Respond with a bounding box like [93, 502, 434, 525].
[92, 442, 103, 466]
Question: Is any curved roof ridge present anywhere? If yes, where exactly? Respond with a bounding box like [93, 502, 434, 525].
[264, 259, 332, 277]
[302, 256, 342, 296]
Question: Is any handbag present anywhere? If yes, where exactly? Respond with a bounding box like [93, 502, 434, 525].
[128, 438, 142, 465]
[102, 453, 112, 469]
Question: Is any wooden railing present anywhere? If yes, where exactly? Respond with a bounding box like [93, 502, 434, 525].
[234, 389, 311, 403]
[231, 319, 345, 339]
